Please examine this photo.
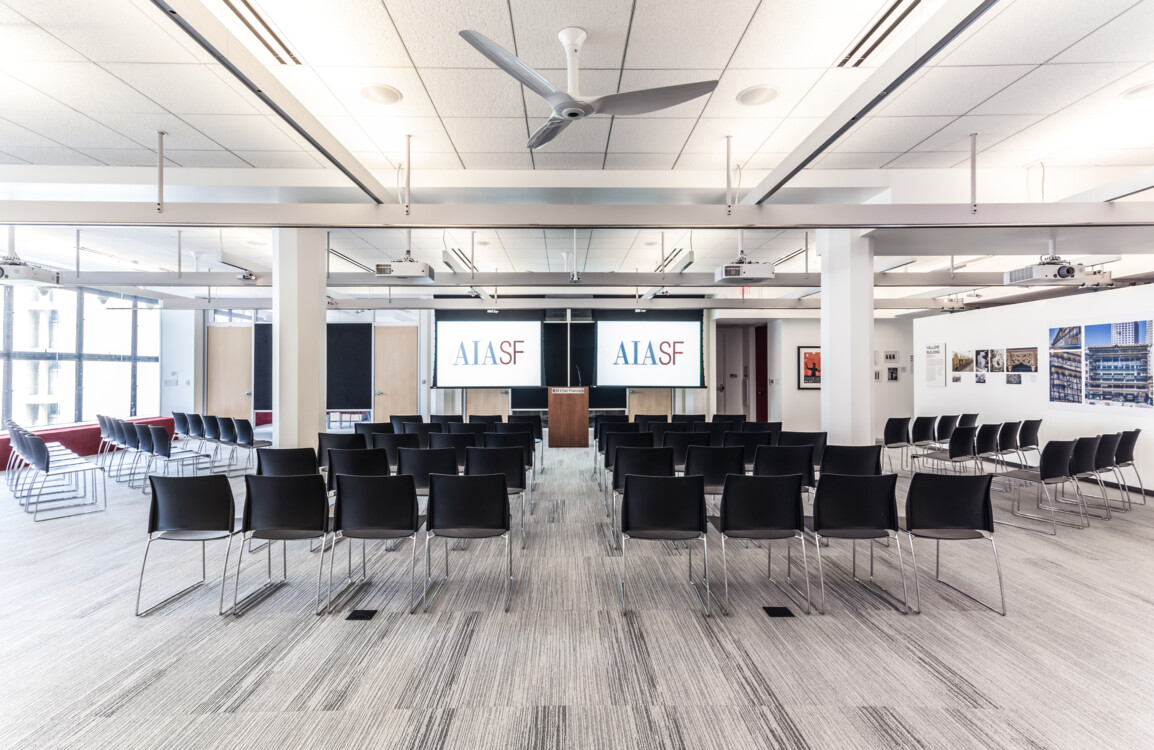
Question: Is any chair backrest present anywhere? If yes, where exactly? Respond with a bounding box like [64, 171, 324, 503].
[718, 473, 805, 535]
[447, 421, 488, 437]
[371, 433, 420, 469]
[256, 447, 318, 476]
[1094, 432, 1122, 471]
[317, 432, 366, 469]
[396, 447, 459, 491]
[468, 414, 503, 429]
[508, 414, 543, 441]
[882, 417, 911, 447]
[25, 434, 50, 471]
[187, 413, 206, 439]
[612, 446, 674, 491]
[975, 423, 1001, 455]
[905, 473, 994, 534]
[604, 431, 655, 470]
[327, 448, 392, 491]
[1037, 440, 1076, 481]
[723, 431, 775, 469]
[958, 413, 979, 428]
[403, 421, 444, 449]
[427, 473, 509, 534]
[634, 414, 668, 431]
[684, 445, 745, 487]
[234, 419, 257, 447]
[429, 431, 477, 469]
[149, 425, 173, 459]
[1019, 419, 1042, 449]
[122, 421, 140, 450]
[389, 414, 423, 434]
[820, 445, 883, 476]
[997, 421, 1021, 451]
[242, 474, 328, 535]
[148, 474, 234, 535]
[753, 444, 815, 488]
[203, 415, 221, 441]
[464, 446, 526, 491]
[777, 430, 827, 466]
[1116, 428, 1141, 464]
[135, 423, 154, 454]
[935, 415, 959, 441]
[662, 431, 713, 468]
[649, 421, 689, 443]
[911, 416, 937, 444]
[109, 418, 126, 445]
[354, 422, 394, 447]
[671, 414, 705, 424]
[593, 414, 629, 444]
[171, 412, 190, 435]
[712, 413, 746, 426]
[690, 420, 730, 446]
[812, 473, 899, 535]
[493, 422, 535, 450]
[1070, 436, 1101, 476]
[333, 474, 419, 536]
[430, 414, 465, 426]
[741, 421, 782, 434]
[483, 431, 533, 467]
[621, 475, 706, 536]
[946, 425, 979, 459]
[218, 417, 238, 444]
[596, 420, 639, 448]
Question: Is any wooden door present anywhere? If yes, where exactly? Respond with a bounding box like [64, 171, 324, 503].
[206, 326, 252, 418]
[374, 326, 418, 419]
[466, 388, 509, 420]
[628, 388, 671, 419]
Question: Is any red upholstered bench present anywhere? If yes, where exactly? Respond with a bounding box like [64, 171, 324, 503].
[0, 417, 174, 467]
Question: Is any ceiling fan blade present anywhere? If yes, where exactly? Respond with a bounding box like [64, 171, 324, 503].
[459, 30, 560, 101]
[591, 80, 719, 116]
[527, 116, 572, 149]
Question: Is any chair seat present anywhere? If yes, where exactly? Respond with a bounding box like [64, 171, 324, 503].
[506, 487, 526, 495]
[430, 527, 508, 539]
[1000, 469, 1064, 483]
[804, 517, 889, 539]
[250, 530, 326, 541]
[885, 441, 911, 449]
[242, 440, 272, 449]
[624, 529, 703, 541]
[157, 530, 233, 541]
[905, 528, 986, 541]
[341, 526, 422, 540]
[707, 517, 797, 540]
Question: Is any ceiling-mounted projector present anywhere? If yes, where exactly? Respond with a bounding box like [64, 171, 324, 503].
[0, 260, 59, 286]
[1003, 257, 1084, 286]
[375, 261, 434, 282]
[714, 261, 775, 284]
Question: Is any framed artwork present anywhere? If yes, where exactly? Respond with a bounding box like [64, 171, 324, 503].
[952, 350, 975, 372]
[989, 349, 1006, 372]
[797, 346, 821, 390]
[974, 349, 989, 372]
[925, 343, 946, 387]
[884, 350, 899, 363]
[887, 366, 899, 382]
[874, 369, 881, 382]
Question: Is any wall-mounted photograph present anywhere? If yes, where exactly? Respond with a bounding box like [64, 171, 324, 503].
[1084, 320, 1153, 407]
[976, 373, 987, 384]
[1006, 348, 1038, 372]
[952, 350, 975, 372]
[798, 346, 821, 390]
[887, 367, 899, 382]
[988, 349, 1006, 372]
[884, 350, 899, 363]
[975, 349, 990, 372]
[1007, 373, 1023, 384]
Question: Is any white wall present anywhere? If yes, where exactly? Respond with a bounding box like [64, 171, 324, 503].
[776, 319, 822, 431]
[914, 283, 1154, 481]
[159, 309, 202, 418]
[874, 319, 915, 438]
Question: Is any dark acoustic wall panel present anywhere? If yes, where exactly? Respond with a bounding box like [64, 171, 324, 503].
[511, 387, 548, 409]
[327, 324, 373, 410]
[253, 324, 273, 411]
[569, 322, 595, 387]
[543, 323, 568, 386]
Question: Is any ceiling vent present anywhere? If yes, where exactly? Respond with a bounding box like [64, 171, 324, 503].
[223, 0, 301, 65]
[838, 0, 922, 68]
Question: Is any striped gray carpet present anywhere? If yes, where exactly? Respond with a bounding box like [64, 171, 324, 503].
[2, 445, 1154, 749]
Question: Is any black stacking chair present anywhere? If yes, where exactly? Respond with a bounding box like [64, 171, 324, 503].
[691, 420, 730, 446]
[423, 473, 514, 612]
[186, 413, 208, 453]
[215, 418, 242, 474]
[778, 431, 827, 468]
[663, 431, 713, 474]
[607, 446, 674, 550]
[256, 447, 318, 476]
[684, 445, 744, 500]
[430, 414, 464, 426]
[138, 474, 236, 616]
[741, 421, 782, 434]
[493, 423, 536, 471]
[1018, 419, 1043, 466]
[484, 430, 534, 473]
[620, 474, 711, 614]
[171, 412, 190, 441]
[820, 445, 882, 476]
[958, 413, 979, 428]
[904, 473, 1003, 615]
[448, 421, 488, 438]
[396, 447, 458, 497]
[430, 432, 477, 472]
[912, 425, 979, 474]
[596, 421, 641, 488]
[466, 446, 528, 548]
[1070, 436, 1109, 520]
[723, 431, 774, 472]
[1115, 429, 1144, 504]
[234, 418, 271, 472]
[317, 432, 364, 470]
[602, 431, 657, 519]
[712, 473, 810, 614]
[650, 421, 689, 445]
[935, 415, 959, 448]
[329, 474, 422, 614]
[371, 433, 420, 472]
[812, 473, 908, 614]
[403, 421, 444, 449]
[354, 422, 393, 447]
[468, 414, 503, 429]
[232, 474, 329, 616]
[712, 414, 746, 427]
[389, 414, 423, 434]
[508, 414, 544, 470]
[974, 423, 1004, 473]
[325, 448, 391, 492]
[882, 417, 911, 473]
[753, 445, 815, 490]
[671, 414, 705, 425]
[145, 425, 206, 485]
[996, 421, 1024, 468]
[997, 440, 1081, 535]
[911, 416, 938, 453]
[133, 424, 157, 488]
[634, 414, 667, 431]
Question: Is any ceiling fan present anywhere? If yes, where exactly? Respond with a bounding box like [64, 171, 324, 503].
[459, 27, 719, 150]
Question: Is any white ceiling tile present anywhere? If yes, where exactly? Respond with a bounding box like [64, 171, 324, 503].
[742, 153, 785, 170]
[158, 150, 247, 167]
[673, 153, 728, 170]
[461, 152, 533, 169]
[753, 117, 824, 155]
[312, 66, 439, 118]
[833, 116, 954, 152]
[357, 116, 456, 155]
[1055, 0, 1154, 63]
[965, 149, 1041, 168]
[178, 115, 302, 151]
[232, 151, 326, 168]
[0, 61, 166, 114]
[607, 118, 696, 153]
[388, 0, 513, 68]
[354, 151, 397, 169]
[255, 0, 412, 67]
[533, 152, 605, 169]
[0, 5, 85, 62]
[604, 153, 676, 170]
[615, 69, 721, 119]
[681, 118, 780, 156]
[1042, 148, 1136, 167]
[884, 151, 971, 168]
[0, 73, 142, 148]
[0, 118, 62, 148]
[420, 68, 525, 117]
[535, 117, 610, 152]
[318, 116, 381, 153]
[74, 148, 176, 167]
[813, 152, 903, 169]
[1103, 148, 1154, 166]
[879, 66, 1033, 117]
[971, 63, 1141, 116]
[102, 64, 260, 115]
[510, 0, 633, 69]
[700, 68, 823, 120]
[914, 114, 1044, 151]
[91, 112, 224, 151]
[624, 0, 760, 69]
[0, 146, 101, 165]
[441, 117, 529, 152]
[525, 69, 620, 118]
[409, 152, 464, 169]
[730, 0, 891, 69]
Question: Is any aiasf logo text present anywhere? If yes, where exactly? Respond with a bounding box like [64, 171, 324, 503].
[453, 340, 525, 365]
[613, 340, 684, 366]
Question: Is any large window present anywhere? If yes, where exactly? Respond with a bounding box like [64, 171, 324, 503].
[2, 286, 161, 428]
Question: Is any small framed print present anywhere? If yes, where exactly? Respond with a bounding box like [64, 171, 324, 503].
[874, 369, 881, 382]
[884, 350, 899, 363]
[887, 366, 899, 382]
[797, 346, 821, 390]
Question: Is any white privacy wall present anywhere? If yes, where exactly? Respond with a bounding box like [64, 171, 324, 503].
[913, 283, 1154, 482]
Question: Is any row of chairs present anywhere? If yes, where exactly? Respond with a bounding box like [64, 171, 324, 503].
[98, 416, 211, 492]
[882, 415, 1042, 472]
[171, 413, 270, 474]
[6, 420, 106, 521]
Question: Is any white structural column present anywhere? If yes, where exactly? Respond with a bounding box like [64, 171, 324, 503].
[272, 228, 327, 448]
[819, 229, 875, 444]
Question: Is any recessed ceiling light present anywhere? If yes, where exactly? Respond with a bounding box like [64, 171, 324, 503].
[736, 84, 778, 107]
[361, 83, 403, 105]
[1120, 81, 1154, 100]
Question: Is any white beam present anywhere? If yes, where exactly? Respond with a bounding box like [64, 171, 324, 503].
[1060, 166, 1154, 203]
[156, 297, 945, 311]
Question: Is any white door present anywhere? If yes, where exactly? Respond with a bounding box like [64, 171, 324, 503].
[717, 327, 746, 416]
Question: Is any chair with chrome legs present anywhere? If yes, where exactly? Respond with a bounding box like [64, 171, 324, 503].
[508, 414, 544, 472]
[910, 416, 938, 456]
[468, 414, 503, 429]
[326, 448, 391, 492]
[485, 429, 536, 506]
[232, 473, 330, 616]
[145, 426, 208, 486]
[671, 414, 705, 425]
[214, 417, 244, 474]
[447, 421, 488, 439]
[620, 474, 712, 615]
[606, 446, 674, 551]
[403, 421, 444, 449]
[778, 431, 828, 470]
[138, 474, 236, 616]
[974, 423, 1004, 474]
[664, 431, 712, 475]
[171, 412, 190, 443]
[466, 446, 528, 548]
[133, 424, 158, 489]
[691, 420, 730, 447]
[684, 445, 744, 507]
[186, 413, 208, 454]
[397, 448, 459, 501]
[1018, 419, 1043, 466]
[595, 418, 636, 486]
[389, 414, 423, 433]
[904, 472, 1004, 616]
[753, 445, 815, 493]
[201, 416, 225, 471]
[493, 424, 536, 483]
[354, 422, 393, 447]
[996, 439, 1083, 535]
[423, 473, 514, 612]
[712, 413, 746, 428]
[1069, 435, 1110, 520]
[317, 432, 364, 472]
[234, 418, 271, 472]
[723, 431, 774, 473]
[430, 414, 464, 427]
[882, 417, 912, 473]
[820, 445, 883, 476]
[1115, 429, 1144, 505]
[371, 433, 420, 473]
[602, 431, 656, 520]
[430, 431, 477, 472]
[811, 473, 909, 614]
[328, 474, 423, 614]
[711, 473, 810, 615]
[634, 414, 667, 431]
[911, 425, 979, 474]
[1092, 433, 1130, 513]
[650, 421, 689, 447]
[934, 415, 959, 449]
[256, 447, 318, 476]
[958, 413, 979, 428]
[742, 421, 782, 434]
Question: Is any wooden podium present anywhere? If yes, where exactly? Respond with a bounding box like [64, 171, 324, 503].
[547, 387, 589, 447]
